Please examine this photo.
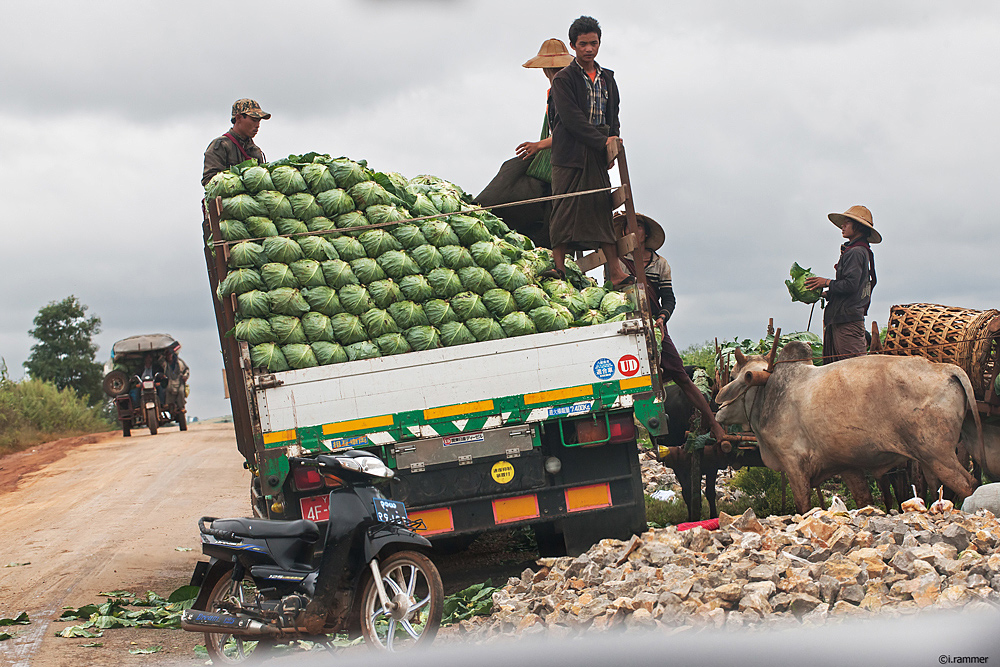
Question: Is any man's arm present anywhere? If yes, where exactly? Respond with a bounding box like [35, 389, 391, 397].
[202, 137, 230, 186]
[551, 73, 611, 151]
[605, 71, 621, 138]
[826, 248, 866, 296]
[651, 259, 675, 322]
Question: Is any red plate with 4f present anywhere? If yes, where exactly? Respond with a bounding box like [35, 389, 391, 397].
[299, 495, 329, 522]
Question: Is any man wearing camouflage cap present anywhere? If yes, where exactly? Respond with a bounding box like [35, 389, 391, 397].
[201, 98, 271, 186]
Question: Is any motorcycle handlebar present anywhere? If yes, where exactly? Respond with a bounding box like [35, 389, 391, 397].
[198, 516, 239, 542]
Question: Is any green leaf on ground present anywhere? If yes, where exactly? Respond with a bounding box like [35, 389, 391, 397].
[0, 632, 15, 641]
[98, 590, 134, 598]
[167, 585, 199, 603]
[5, 562, 30, 567]
[129, 645, 163, 654]
[59, 604, 98, 621]
[193, 645, 208, 657]
[441, 579, 499, 625]
[80, 642, 103, 647]
[0, 612, 29, 626]
[56, 626, 102, 638]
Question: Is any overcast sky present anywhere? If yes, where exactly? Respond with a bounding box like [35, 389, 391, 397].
[2, 1, 997, 420]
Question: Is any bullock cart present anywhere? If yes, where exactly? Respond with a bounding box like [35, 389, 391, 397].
[662, 304, 1000, 523]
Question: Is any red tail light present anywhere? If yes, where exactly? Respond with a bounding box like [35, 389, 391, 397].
[609, 414, 636, 443]
[293, 467, 323, 491]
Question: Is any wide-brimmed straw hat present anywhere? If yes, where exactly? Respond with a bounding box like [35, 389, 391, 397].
[828, 205, 881, 244]
[523, 38, 574, 68]
[613, 212, 665, 251]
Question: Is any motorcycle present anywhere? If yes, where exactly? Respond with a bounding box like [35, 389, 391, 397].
[181, 450, 443, 662]
[132, 369, 166, 435]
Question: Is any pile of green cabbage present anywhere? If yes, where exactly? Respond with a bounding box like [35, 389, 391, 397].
[208, 153, 635, 372]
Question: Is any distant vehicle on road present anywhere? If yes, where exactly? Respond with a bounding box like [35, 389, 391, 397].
[102, 333, 188, 437]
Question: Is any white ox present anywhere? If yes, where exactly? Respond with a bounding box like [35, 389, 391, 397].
[715, 341, 983, 513]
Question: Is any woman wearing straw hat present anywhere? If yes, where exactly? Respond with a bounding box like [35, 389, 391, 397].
[804, 205, 881, 363]
[514, 38, 574, 166]
[611, 213, 729, 445]
[474, 39, 574, 247]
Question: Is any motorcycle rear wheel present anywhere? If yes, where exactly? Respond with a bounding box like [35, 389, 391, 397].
[360, 551, 443, 651]
[202, 568, 271, 664]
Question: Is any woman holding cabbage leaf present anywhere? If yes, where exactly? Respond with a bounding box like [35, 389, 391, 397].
[803, 205, 880, 363]
[610, 213, 728, 445]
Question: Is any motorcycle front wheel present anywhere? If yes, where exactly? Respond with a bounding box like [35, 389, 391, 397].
[360, 550, 443, 651]
[202, 567, 270, 664]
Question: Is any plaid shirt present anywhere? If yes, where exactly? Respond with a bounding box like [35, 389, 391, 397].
[572, 59, 607, 126]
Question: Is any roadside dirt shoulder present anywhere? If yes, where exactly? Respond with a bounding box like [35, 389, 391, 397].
[0, 422, 249, 667]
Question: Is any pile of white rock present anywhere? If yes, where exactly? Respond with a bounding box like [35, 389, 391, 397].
[453, 505, 1000, 640]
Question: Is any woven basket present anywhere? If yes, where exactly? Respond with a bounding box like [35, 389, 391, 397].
[881, 303, 1000, 398]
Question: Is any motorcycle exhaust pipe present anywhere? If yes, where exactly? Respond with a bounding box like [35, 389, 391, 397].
[181, 609, 278, 637]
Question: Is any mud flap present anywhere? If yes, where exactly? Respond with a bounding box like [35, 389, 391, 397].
[189, 560, 210, 588]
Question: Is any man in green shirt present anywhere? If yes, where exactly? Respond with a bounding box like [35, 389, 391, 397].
[201, 98, 270, 186]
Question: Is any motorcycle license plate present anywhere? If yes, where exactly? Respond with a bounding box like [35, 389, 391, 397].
[373, 497, 408, 523]
[300, 495, 329, 522]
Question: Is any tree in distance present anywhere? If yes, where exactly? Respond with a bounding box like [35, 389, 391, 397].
[24, 296, 103, 406]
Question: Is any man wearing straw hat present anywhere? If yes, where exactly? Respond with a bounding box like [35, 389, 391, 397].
[546, 16, 631, 287]
[805, 205, 881, 363]
[611, 213, 728, 444]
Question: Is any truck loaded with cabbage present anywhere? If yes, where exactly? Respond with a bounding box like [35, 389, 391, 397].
[203, 152, 669, 554]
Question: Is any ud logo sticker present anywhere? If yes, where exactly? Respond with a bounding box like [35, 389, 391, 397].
[617, 354, 640, 377]
[593, 357, 615, 380]
[491, 461, 515, 484]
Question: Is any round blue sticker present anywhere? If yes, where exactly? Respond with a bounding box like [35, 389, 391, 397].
[593, 357, 616, 380]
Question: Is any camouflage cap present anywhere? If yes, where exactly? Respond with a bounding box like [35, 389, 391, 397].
[231, 98, 271, 120]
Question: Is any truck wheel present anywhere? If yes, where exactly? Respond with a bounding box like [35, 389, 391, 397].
[122, 420, 131, 438]
[533, 522, 567, 557]
[360, 551, 443, 651]
[147, 407, 158, 435]
[178, 411, 188, 431]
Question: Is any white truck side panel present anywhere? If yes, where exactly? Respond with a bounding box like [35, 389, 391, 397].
[256, 320, 650, 432]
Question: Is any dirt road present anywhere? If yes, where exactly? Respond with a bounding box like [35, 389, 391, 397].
[0, 422, 249, 666]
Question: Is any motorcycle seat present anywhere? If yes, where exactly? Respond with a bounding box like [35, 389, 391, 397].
[211, 517, 320, 541]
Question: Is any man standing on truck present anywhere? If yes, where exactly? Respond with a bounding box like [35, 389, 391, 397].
[612, 213, 729, 444]
[547, 16, 631, 288]
[201, 98, 271, 186]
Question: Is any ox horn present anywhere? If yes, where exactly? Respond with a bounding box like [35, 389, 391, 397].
[744, 370, 772, 386]
[734, 348, 747, 367]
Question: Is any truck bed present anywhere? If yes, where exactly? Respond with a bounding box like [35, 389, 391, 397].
[255, 318, 654, 450]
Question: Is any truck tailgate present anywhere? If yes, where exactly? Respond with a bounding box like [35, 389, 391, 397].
[255, 319, 652, 441]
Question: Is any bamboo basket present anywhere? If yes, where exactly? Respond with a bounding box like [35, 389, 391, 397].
[881, 303, 1000, 399]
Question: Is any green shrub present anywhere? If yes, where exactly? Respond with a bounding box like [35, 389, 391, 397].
[0, 370, 112, 455]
